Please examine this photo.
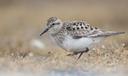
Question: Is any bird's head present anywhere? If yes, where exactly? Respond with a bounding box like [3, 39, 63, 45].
[40, 17, 62, 36]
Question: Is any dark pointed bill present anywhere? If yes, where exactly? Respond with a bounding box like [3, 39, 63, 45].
[40, 27, 50, 36]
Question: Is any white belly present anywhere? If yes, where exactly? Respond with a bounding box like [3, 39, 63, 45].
[62, 36, 96, 52]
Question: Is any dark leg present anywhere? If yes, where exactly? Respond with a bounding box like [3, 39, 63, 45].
[77, 51, 84, 59]
[77, 48, 89, 60]
[67, 52, 79, 56]
[67, 48, 89, 59]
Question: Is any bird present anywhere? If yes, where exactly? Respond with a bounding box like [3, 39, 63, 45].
[40, 17, 125, 59]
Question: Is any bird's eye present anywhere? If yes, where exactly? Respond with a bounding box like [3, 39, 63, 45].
[52, 23, 60, 26]
[52, 23, 55, 25]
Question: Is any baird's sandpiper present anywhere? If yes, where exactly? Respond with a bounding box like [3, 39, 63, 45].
[40, 17, 124, 59]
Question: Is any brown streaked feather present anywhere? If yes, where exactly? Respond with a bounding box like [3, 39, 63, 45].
[63, 21, 101, 37]
[62, 21, 124, 38]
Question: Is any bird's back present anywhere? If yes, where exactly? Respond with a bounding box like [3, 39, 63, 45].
[62, 21, 124, 38]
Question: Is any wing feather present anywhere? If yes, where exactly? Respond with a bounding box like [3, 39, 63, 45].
[63, 21, 124, 38]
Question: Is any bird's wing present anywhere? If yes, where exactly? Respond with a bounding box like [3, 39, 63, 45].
[63, 21, 103, 39]
[63, 21, 124, 39]
[87, 31, 125, 38]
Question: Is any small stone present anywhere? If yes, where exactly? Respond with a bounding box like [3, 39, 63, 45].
[28, 52, 34, 57]
[122, 43, 126, 47]
[11, 53, 14, 56]
[101, 45, 106, 49]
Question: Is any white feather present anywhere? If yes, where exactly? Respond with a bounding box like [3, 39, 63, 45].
[62, 35, 103, 52]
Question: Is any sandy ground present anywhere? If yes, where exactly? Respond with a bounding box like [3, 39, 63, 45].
[0, 34, 128, 76]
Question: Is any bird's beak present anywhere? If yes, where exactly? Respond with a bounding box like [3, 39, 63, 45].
[40, 26, 51, 36]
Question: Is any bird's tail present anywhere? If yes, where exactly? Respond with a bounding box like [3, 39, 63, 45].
[87, 31, 125, 38]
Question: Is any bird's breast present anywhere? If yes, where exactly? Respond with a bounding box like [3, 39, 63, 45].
[62, 35, 94, 51]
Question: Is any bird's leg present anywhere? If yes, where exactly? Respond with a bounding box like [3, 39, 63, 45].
[77, 51, 84, 59]
[67, 48, 89, 59]
[77, 48, 89, 60]
[67, 52, 79, 56]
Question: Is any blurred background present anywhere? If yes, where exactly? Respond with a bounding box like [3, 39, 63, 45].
[0, 0, 128, 76]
